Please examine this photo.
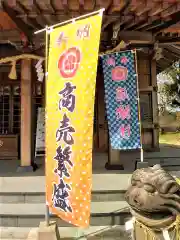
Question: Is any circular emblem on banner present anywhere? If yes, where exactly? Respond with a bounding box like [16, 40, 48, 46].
[58, 47, 81, 79]
[0, 140, 3, 147]
[112, 66, 128, 82]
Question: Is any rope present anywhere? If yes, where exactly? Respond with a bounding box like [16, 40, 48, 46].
[0, 54, 44, 64]
[134, 215, 180, 240]
[134, 219, 158, 240]
[0, 54, 45, 80]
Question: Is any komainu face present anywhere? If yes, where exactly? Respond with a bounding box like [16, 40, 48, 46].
[125, 165, 180, 218]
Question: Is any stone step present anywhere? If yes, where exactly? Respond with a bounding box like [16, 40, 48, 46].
[0, 174, 130, 193]
[0, 226, 37, 240]
[0, 174, 130, 204]
[0, 225, 130, 239]
[147, 158, 180, 167]
[0, 202, 130, 228]
[163, 166, 180, 171]
[0, 190, 126, 204]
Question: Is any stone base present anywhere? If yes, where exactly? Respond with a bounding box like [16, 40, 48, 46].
[16, 162, 38, 172]
[37, 221, 60, 240]
[16, 165, 34, 173]
[32, 162, 38, 171]
[136, 161, 149, 169]
[105, 162, 124, 170]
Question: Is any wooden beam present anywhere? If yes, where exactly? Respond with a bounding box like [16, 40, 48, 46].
[0, 29, 22, 42]
[163, 23, 180, 33]
[107, 0, 131, 14]
[122, 12, 149, 30]
[23, 17, 42, 30]
[43, 0, 56, 13]
[0, 29, 108, 45]
[153, 11, 180, 34]
[105, 14, 133, 32]
[15, 1, 42, 29]
[157, 60, 171, 70]
[156, 35, 180, 44]
[145, 22, 165, 31]
[62, 0, 69, 14]
[1, 1, 33, 41]
[135, 2, 154, 16]
[104, 0, 113, 14]
[79, 0, 84, 13]
[30, 0, 48, 26]
[162, 53, 177, 64]
[34, 0, 58, 23]
[119, 16, 134, 30]
[50, 1, 56, 12]
[161, 3, 180, 18]
[148, 3, 165, 16]
[101, 16, 119, 31]
[165, 45, 180, 56]
[125, 19, 148, 31]
[119, 31, 154, 42]
[162, 49, 180, 61]
[9, 0, 27, 13]
[137, 19, 163, 31]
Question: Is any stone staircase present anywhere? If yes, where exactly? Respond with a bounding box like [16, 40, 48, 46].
[0, 174, 132, 240]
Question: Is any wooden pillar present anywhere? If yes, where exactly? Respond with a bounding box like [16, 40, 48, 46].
[106, 142, 124, 170]
[151, 59, 159, 149]
[96, 69, 123, 169]
[108, 147, 120, 164]
[97, 72, 108, 152]
[17, 59, 33, 172]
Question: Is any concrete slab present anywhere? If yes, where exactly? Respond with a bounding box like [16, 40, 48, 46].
[0, 174, 131, 193]
[0, 225, 129, 240]
[38, 221, 60, 240]
[0, 191, 126, 204]
[0, 226, 37, 239]
[0, 202, 130, 227]
[0, 202, 129, 216]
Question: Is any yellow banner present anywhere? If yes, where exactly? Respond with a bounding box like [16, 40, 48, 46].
[46, 13, 102, 228]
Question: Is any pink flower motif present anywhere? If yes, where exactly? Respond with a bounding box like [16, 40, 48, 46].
[120, 56, 128, 65]
[107, 57, 115, 66]
[116, 87, 129, 102]
[116, 105, 131, 120]
[112, 66, 128, 82]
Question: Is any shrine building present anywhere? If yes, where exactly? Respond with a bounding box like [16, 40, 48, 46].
[0, 0, 180, 172]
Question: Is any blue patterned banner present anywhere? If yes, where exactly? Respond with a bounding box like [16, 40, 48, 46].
[101, 50, 141, 150]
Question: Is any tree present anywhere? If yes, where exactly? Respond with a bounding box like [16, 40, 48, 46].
[157, 83, 170, 115]
[162, 61, 180, 110]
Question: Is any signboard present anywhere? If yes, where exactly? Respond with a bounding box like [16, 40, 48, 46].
[46, 13, 102, 227]
[101, 50, 141, 150]
[35, 107, 45, 156]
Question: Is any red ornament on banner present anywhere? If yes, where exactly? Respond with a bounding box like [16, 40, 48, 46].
[112, 66, 128, 82]
[58, 47, 81, 79]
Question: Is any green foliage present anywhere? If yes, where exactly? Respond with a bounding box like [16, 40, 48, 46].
[163, 62, 180, 107]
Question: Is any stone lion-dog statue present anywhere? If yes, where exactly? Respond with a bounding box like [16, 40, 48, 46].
[125, 164, 180, 240]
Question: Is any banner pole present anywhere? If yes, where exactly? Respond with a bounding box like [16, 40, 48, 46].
[45, 26, 50, 227]
[45, 205, 50, 227]
[34, 8, 105, 35]
[134, 49, 144, 163]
